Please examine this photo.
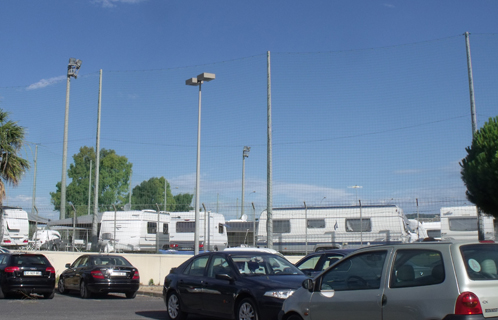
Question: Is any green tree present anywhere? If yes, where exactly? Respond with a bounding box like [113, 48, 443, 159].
[0, 109, 30, 242]
[461, 116, 498, 219]
[130, 176, 193, 212]
[173, 193, 194, 212]
[50, 146, 133, 216]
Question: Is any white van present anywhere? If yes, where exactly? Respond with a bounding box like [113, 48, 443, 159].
[440, 206, 495, 241]
[1, 207, 29, 248]
[32, 229, 63, 250]
[168, 211, 228, 252]
[257, 205, 417, 254]
[99, 210, 171, 252]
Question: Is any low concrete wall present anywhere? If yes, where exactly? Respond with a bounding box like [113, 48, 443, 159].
[41, 252, 303, 286]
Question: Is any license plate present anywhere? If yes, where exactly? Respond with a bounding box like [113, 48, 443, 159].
[24, 271, 42, 276]
[111, 271, 127, 276]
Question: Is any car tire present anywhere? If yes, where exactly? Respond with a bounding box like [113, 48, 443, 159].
[80, 280, 91, 299]
[237, 297, 259, 320]
[125, 291, 137, 299]
[0, 288, 4, 299]
[58, 277, 69, 294]
[166, 291, 187, 320]
[287, 315, 303, 320]
[43, 291, 55, 299]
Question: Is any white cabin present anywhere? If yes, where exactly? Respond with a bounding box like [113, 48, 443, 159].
[440, 206, 495, 241]
[257, 205, 417, 254]
[1, 207, 29, 248]
[168, 211, 228, 252]
[99, 210, 171, 252]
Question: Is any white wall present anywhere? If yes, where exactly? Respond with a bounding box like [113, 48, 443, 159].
[41, 251, 303, 286]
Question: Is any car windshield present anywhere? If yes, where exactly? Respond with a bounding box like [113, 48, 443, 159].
[460, 244, 498, 280]
[91, 256, 132, 267]
[230, 254, 303, 276]
[12, 255, 50, 266]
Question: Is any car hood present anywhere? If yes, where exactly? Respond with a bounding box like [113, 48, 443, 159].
[246, 274, 308, 289]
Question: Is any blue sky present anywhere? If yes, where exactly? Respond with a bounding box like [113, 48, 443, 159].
[1, 0, 498, 220]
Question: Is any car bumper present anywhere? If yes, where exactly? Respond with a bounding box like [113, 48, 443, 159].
[443, 315, 489, 320]
[258, 297, 287, 320]
[2, 279, 55, 294]
[87, 281, 140, 294]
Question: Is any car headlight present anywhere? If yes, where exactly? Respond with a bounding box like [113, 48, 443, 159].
[263, 289, 295, 299]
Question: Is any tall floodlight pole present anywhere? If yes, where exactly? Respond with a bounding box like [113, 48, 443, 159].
[241, 146, 250, 218]
[464, 32, 484, 241]
[60, 58, 82, 219]
[267, 51, 273, 249]
[186, 73, 216, 255]
[31, 145, 38, 216]
[91, 69, 102, 252]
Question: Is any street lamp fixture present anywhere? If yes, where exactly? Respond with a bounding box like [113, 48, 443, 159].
[185, 72, 216, 255]
[60, 58, 82, 219]
[241, 146, 251, 218]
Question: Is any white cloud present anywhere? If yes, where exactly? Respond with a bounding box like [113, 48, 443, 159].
[26, 76, 65, 90]
[383, 3, 395, 8]
[93, 0, 147, 8]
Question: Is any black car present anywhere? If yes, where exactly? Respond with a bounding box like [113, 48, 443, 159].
[0, 253, 56, 299]
[58, 254, 140, 299]
[163, 249, 308, 320]
[294, 249, 355, 277]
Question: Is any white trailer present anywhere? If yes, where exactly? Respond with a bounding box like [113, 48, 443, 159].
[440, 206, 495, 241]
[421, 221, 442, 240]
[99, 210, 171, 252]
[256, 205, 417, 254]
[1, 207, 29, 249]
[167, 211, 228, 252]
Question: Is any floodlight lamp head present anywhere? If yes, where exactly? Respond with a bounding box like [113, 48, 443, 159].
[197, 73, 215, 82]
[67, 58, 82, 78]
[243, 146, 251, 158]
[186, 77, 199, 86]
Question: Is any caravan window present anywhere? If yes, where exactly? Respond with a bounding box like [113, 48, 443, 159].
[147, 222, 157, 234]
[219, 223, 224, 234]
[345, 219, 372, 232]
[177, 221, 195, 233]
[163, 223, 169, 234]
[308, 219, 326, 229]
[449, 217, 477, 231]
[274, 220, 291, 233]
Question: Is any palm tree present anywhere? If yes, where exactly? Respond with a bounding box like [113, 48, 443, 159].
[0, 109, 30, 234]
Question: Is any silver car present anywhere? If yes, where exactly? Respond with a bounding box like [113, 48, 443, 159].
[279, 241, 498, 320]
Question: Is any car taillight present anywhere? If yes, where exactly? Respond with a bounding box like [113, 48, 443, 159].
[199, 243, 204, 248]
[455, 292, 482, 315]
[169, 244, 178, 248]
[133, 270, 140, 280]
[91, 270, 105, 279]
[3, 239, 11, 243]
[4, 266, 19, 273]
[46, 267, 55, 274]
[23, 239, 28, 243]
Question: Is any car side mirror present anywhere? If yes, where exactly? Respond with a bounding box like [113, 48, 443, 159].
[65, 263, 71, 269]
[302, 278, 314, 292]
[215, 273, 233, 282]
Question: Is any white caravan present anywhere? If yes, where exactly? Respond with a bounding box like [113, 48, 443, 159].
[421, 221, 442, 240]
[168, 211, 228, 252]
[32, 229, 63, 250]
[440, 206, 495, 241]
[1, 207, 29, 249]
[257, 205, 417, 254]
[99, 210, 171, 252]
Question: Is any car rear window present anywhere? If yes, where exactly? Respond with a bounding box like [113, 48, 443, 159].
[12, 255, 50, 266]
[460, 244, 498, 280]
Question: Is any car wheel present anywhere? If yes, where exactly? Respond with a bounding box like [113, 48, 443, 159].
[237, 298, 259, 320]
[125, 291, 137, 299]
[58, 277, 68, 294]
[0, 288, 4, 299]
[166, 291, 187, 320]
[80, 280, 91, 299]
[287, 315, 303, 320]
[43, 291, 55, 299]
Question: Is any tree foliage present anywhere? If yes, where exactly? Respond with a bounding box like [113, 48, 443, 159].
[460, 116, 498, 219]
[131, 176, 193, 212]
[50, 146, 132, 217]
[0, 109, 30, 205]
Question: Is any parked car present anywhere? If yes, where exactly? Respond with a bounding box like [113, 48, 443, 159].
[279, 240, 498, 320]
[0, 252, 56, 299]
[163, 249, 308, 320]
[294, 249, 355, 277]
[58, 254, 140, 299]
[0, 246, 10, 253]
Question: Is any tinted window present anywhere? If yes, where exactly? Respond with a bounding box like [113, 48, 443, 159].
[460, 244, 498, 280]
[207, 255, 231, 278]
[184, 256, 209, 276]
[345, 219, 372, 232]
[274, 220, 291, 233]
[12, 255, 50, 266]
[320, 251, 387, 291]
[218, 223, 224, 234]
[0, 254, 8, 265]
[92, 256, 131, 266]
[231, 254, 301, 276]
[177, 221, 195, 233]
[147, 222, 157, 234]
[427, 230, 441, 238]
[163, 223, 169, 234]
[308, 219, 326, 228]
[297, 255, 321, 271]
[449, 217, 478, 231]
[390, 249, 445, 288]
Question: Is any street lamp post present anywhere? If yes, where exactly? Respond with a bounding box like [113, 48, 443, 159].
[186, 72, 215, 255]
[241, 146, 250, 218]
[61, 58, 82, 219]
